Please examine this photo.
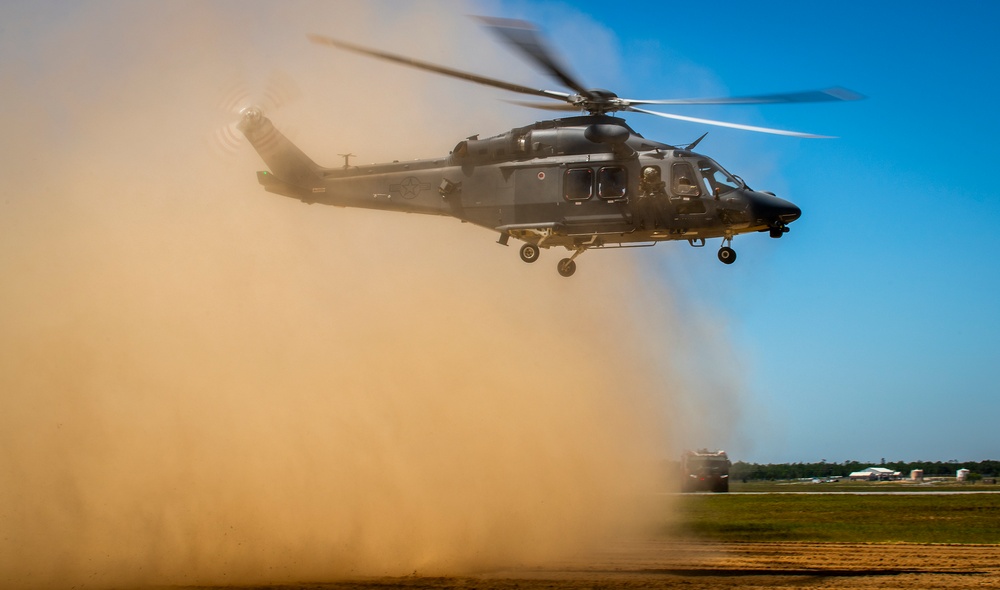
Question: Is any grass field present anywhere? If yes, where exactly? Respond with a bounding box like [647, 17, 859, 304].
[731, 479, 1000, 493]
[672, 492, 1000, 544]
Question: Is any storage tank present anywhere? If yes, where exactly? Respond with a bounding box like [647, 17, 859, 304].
[957, 468, 971, 482]
[910, 469, 924, 481]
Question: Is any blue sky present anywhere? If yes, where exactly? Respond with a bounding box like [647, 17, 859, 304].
[515, 1, 1000, 462]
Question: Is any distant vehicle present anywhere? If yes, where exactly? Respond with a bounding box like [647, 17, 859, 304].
[811, 477, 841, 484]
[681, 449, 731, 493]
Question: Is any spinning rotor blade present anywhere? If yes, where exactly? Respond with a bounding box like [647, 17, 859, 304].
[623, 86, 865, 107]
[309, 19, 861, 133]
[210, 71, 300, 156]
[473, 16, 593, 100]
[504, 99, 581, 112]
[307, 34, 571, 103]
[627, 106, 833, 138]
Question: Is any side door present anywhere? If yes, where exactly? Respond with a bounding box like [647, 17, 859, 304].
[513, 166, 562, 224]
[560, 164, 633, 233]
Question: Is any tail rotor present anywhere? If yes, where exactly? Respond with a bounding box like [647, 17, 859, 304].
[209, 71, 301, 158]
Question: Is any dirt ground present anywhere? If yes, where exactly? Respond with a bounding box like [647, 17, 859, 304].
[184, 539, 1000, 589]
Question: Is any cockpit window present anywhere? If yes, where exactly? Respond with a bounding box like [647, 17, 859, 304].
[564, 168, 593, 201]
[598, 166, 627, 200]
[698, 159, 742, 197]
[671, 162, 701, 197]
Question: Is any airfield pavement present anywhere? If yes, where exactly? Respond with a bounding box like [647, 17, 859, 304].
[185, 539, 1000, 590]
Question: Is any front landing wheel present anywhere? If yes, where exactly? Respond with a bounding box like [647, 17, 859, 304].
[557, 258, 577, 277]
[718, 247, 737, 265]
[519, 243, 540, 263]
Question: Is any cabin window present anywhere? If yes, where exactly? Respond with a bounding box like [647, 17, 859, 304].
[671, 162, 701, 197]
[698, 159, 741, 197]
[564, 168, 593, 201]
[598, 166, 627, 200]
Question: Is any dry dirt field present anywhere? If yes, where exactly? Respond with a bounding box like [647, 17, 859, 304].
[187, 539, 1000, 590]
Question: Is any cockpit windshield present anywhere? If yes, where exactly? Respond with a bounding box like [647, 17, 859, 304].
[697, 158, 743, 197]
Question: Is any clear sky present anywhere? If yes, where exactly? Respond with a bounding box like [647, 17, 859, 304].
[3, 0, 998, 468]
[518, 0, 1000, 463]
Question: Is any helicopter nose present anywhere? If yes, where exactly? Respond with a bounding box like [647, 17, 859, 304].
[779, 201, 801, 223]
[750, 191, 801, 225]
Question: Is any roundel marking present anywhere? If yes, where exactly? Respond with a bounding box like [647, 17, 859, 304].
[390, 176, 431, 199]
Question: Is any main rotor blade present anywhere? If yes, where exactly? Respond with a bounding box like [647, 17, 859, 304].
[308, 34, 572, 103]
[473, 16, 594, 100]
[624, 87, 865, 106]
[627, 106, 833, 138]
[504, 99, 582, 112]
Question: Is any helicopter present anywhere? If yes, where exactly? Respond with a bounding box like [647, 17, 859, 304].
[238, 16, 862, 277]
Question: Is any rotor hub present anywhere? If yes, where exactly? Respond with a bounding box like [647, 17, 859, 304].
[575, 89, 622, 115]
[239, 106, 264, 127]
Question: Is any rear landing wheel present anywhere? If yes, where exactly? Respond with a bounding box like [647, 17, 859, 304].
[519, 243, 540, 263]
[557, 258, 577, 277]
[718, 247, 736, 265]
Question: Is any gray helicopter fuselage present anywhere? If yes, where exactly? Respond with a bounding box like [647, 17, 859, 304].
[240, 112, 800, 266]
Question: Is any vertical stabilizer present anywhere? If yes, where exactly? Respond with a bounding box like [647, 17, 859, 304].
[237, 108, 323, 191]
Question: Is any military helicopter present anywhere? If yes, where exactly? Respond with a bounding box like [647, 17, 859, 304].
[238, 16, 862, 276]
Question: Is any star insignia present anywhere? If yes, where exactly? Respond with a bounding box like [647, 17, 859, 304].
[389, 176, 431, 200]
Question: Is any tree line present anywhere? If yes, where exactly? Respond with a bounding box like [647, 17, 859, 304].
[730, 459, 1000, 481]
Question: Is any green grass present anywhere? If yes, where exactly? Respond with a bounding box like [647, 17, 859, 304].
[671, 493, 1000, 544]
[730, 479, 1000, 493]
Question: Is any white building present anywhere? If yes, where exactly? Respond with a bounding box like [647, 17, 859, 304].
[848, 467, 903, 481]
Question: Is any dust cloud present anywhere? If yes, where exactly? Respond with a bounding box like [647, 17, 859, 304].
[0, 2, 742, 588]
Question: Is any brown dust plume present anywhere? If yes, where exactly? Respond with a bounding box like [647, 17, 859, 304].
[0, 2, 742, 587]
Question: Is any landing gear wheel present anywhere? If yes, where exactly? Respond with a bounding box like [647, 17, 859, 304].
[718, 246, 737, 265]
[557, 258, 577, 277]
[519, 243, 540, 263]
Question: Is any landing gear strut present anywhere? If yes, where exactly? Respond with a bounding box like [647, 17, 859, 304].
[718, 236, 736, 265]
[557, 246, 588, 277]
[517, 238, 591, 277]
